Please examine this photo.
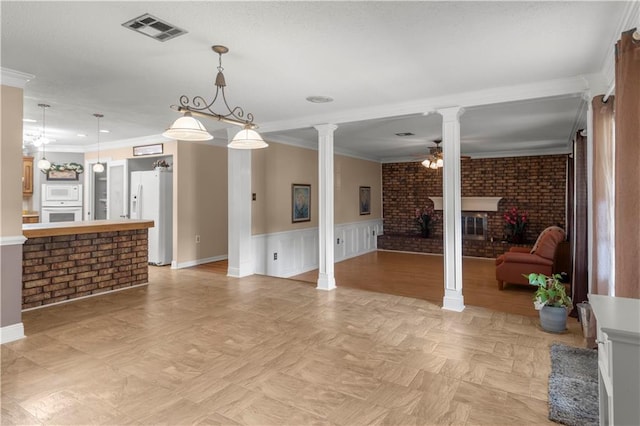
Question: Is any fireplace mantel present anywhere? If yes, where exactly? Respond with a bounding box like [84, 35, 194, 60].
[428, 197, 503, 211]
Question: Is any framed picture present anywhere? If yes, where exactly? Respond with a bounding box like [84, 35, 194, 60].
[292, 184, 311, 223]
[133, 143, 163, 156]
[47, 170, 78, 181]
[359, 186, 371, 215]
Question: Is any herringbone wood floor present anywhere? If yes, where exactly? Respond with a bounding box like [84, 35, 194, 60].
[2, 260, 584, 425]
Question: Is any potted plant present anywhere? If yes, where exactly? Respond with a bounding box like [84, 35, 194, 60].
[415, 206, 432, 238]
[527, 273, 572, 333]
[503, 206, 527, 243]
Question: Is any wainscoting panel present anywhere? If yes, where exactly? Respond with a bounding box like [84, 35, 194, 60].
[253, 219, 383, 278]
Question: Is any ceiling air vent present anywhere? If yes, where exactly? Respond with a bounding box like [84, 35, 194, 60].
[122, 13, 187, 42]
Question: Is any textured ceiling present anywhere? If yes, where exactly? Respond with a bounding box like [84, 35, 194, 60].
[1, 1, 630, 160]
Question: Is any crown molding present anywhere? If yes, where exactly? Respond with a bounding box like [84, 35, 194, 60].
[259, 76, 589, 134]
[381, 145, 571, 163]
[0, 67, 34, 89]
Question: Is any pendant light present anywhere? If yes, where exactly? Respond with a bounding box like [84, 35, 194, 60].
[36, 104, 51, 170]
[93, 113, 105, 173]
[164, 45, 268, 149]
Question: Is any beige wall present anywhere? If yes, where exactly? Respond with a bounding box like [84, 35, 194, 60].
[252, 141, 382, 235]
[252, 142, 319, 235]
[335, 155, 382, 223]
[175, 142, 228, 263]
[1, 85, 24, 237]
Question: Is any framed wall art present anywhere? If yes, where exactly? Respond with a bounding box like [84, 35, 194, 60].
[133, 143, 163, 156]
[359, 186, 371, 215]
[292, 184, 311, 222]
[47, 170, 79, 181]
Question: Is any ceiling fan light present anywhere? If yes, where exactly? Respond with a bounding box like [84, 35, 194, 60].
[422, 159, 431, 168]
[430, 162, 438, 170]
[163, 114, 213, 141]
[228, 128, 268, 149]
[436, 158, 444, 167]
[37, 158, 51, 170]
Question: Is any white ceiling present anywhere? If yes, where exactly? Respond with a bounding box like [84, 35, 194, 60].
[1, 1, 632, 161]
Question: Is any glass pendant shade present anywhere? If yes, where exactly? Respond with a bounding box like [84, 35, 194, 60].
[37, 158, 51, 170]
[93, 162, 105, 173]
[228, 128, 268, 149]
[422, 159, 431, 168]
[436, 158, 444, 168]
[163, 113, 213, 141]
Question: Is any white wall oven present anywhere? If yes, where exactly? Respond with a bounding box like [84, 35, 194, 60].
[41, 184, 83, 223]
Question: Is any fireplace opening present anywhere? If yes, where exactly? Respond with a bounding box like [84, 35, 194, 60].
[462, 212, 488, 241]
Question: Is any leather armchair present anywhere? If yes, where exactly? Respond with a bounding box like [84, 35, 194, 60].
[495, 226, 566, 290]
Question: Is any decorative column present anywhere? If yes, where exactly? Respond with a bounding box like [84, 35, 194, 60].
[227, 128, 253, 277]
[437, 106, 465, 312]
[315, 124, 338, 291]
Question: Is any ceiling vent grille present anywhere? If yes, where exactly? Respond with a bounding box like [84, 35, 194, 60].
[122, 13, 187, 42]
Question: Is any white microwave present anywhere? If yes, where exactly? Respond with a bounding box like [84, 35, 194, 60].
[42, 184, 82, 205]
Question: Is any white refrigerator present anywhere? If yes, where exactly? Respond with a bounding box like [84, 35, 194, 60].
[130, 170, 173, 266]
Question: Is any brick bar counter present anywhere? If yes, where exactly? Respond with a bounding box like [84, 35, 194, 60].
[22, 220, 154, 310]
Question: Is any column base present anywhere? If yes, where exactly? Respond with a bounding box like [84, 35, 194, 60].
[316, 273, 336, 291]
[442, 290, 465, 312]
[227, 261, 253, 278]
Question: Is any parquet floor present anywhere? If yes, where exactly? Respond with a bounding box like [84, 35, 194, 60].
[2, 263, 584, 425]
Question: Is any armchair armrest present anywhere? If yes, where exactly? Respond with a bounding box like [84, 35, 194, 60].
[509, 247, 532, 253]
[502, 252, 553, 266]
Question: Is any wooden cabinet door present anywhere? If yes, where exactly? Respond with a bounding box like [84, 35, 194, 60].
[23, 156, 34, 196]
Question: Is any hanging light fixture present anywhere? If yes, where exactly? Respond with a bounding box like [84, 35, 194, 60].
[422, 140, 444, 169]
[92, 113, 105, 173]
[36, 104, 51, 170]
[163, 45, 268, 149]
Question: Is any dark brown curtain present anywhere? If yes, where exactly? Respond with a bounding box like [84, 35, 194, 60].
[571, 132, 588, 316]
[614, 29, 640, 299]
[592, 95, 615, 296]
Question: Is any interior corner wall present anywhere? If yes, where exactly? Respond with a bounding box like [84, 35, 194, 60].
[251, 142, 383, 235]
[175, 142, 228, 266]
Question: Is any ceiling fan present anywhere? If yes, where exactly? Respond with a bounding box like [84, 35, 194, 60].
[420, 139, 470, 169]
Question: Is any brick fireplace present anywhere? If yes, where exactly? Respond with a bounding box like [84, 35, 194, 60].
[379, 155, 567, 258]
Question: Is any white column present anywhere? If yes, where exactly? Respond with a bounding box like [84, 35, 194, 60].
[227, 128, 253, 277]
[584, 93, 594, 295]
[438, 106, 465, 312]
[315, 124, 338, 291]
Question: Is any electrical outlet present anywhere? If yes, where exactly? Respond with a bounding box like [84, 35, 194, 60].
[273, 252, 278, 260]
[372, 230, 376, 236]
[337, 238, 340, 244]
[195, 235, 201, 243]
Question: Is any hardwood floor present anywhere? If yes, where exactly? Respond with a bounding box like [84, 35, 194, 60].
[292, 251, 541, 317]
[2, 264, 584, 425]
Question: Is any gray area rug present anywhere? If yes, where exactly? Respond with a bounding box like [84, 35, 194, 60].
[548, 343, 599, 426]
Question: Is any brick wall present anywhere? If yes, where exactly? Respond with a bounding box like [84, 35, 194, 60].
[22, 229, 148, 309]
[381, 155, 567, 257]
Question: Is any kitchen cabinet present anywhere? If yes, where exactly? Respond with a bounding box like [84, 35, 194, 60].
[22, 214, 39, 224]
[589, 294, 640, 426]
[22, 156, 34, 196]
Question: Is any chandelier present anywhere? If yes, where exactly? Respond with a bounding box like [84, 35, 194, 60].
[163, 45, 268, 149]
[422, 140, 443, 169]
[36, 104, 51, 170]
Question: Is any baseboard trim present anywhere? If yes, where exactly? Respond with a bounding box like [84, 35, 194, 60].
[0, 322, 25, 344]
[171, 255, 228, 270]
[22, 283, 149, 312]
